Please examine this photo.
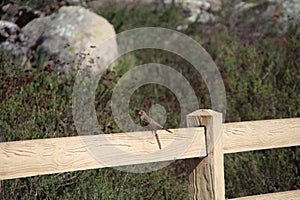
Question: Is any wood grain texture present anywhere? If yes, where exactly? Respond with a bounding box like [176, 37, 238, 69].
[223, 118, 300, 154]
[0, 127, 206, 180]
[186, 109, 225, 200]
[229, 190, 300, 200]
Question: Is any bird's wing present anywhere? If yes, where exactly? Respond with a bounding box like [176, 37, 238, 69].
[149, 118, 173, 133]
[148, 119, 164, 130]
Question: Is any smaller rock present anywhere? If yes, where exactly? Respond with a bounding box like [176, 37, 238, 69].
[194, 1, 211, 11]
[1, 3, 41, 28]
[234, 2, 258, 12]
[0, 20, 34, 66]
[0, 20, 20, 40]
[187, 8, 215, 23]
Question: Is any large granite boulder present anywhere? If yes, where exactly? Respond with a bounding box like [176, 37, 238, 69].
[22, 6, 118, 72]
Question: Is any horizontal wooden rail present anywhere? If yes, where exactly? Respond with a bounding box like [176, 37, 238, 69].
[0, 109, 299, 200]
[0, 127, 205, 180]
[229, 190, 300, 200]
[223, 118, 300, 154]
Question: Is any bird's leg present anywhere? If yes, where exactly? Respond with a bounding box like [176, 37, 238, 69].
[154, 130, 162, 150]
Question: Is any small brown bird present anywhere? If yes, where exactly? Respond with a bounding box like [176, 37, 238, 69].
[138, 110, 173, 133]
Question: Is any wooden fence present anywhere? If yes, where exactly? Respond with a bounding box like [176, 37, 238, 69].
[0, 109, 299, 199]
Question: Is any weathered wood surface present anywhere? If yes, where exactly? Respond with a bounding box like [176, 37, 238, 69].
[0, 127, 206, 180]
[229, 190, 300, 200]
[186, 109, 225, 200]
[223, 118, 300, 154]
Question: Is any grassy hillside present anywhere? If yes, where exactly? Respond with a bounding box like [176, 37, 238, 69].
[0, 1, 299, 199]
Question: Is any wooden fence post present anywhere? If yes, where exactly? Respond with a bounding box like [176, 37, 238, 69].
[186, 109, 224, 200]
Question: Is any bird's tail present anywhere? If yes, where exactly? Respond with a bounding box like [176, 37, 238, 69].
[164, 128, 173, 133]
